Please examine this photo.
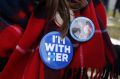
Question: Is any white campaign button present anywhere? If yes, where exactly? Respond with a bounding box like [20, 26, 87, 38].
[69, 17, 95, 42]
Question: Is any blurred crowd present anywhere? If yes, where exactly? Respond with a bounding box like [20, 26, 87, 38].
[101, 0, 120, 28]
[102, 0, 120, 17]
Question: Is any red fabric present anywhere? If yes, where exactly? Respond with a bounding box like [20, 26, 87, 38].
[18, 14, 46, 50]
[21, 49, 40, 79]
[62, 1, 106, 78]
[0, 14, 46, 79]
[71, 0, 106, 69]
[93, 1, 117, 78]
[95, 2, 107, 28]
[0, 25, 22, 57]
[17, 10, 27, 19]
[0, 49, 32, 79]
[93, 0, 116, 69]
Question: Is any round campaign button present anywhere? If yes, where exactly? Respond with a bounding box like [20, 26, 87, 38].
[69, 17, 95, 42]
[39, 31, 73, 70]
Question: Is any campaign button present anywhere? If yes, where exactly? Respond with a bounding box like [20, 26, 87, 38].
[39, 31, 73, 70]
[70, 17, 95, 42]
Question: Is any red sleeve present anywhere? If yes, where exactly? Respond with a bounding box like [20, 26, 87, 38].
[0, 14, 46, 79]
[18, 14, 46, 51]
[0, 25, 22, 57]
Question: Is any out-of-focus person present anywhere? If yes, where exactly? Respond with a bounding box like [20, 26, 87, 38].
[113, 0, 120, 17]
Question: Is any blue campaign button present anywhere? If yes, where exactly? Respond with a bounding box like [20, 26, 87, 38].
[39, 31, 73, 70]
[69, 17, 95, 42]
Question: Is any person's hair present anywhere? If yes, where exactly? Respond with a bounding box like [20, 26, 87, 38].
[43, 0, 88, 37]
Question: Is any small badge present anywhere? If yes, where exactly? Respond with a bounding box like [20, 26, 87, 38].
[70, 17, 95, 42]
[39, 31, 73, 70]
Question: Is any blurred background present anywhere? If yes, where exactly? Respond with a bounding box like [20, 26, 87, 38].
[102, 0, 120, 45]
